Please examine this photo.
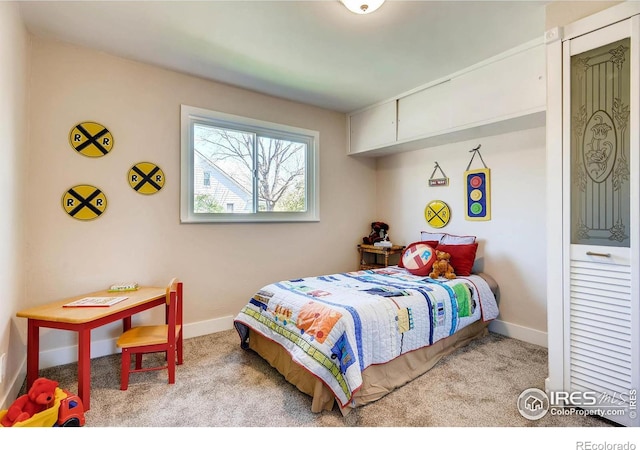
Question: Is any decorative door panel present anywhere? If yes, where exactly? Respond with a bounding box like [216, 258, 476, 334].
[570, 38, 631, 248]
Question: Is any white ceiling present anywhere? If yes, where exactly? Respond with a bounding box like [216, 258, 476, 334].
[18, 0, 548, 113]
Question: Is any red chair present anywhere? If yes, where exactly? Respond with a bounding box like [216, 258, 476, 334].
[116, 278, 183, 390]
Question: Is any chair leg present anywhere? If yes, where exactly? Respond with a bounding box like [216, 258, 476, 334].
[135, 353, 142, 370]
[121, 349, 131, 391]
[168, 345, 176, 384]
[177, 332, 184, 365]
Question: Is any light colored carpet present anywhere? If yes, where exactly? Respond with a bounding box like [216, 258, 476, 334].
[25, 329, 615, 428]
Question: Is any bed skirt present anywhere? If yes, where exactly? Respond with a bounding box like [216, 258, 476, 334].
[248, 319, 490, 415]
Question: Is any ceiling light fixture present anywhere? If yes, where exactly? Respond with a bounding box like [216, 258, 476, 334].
[340, 0, 385, 15]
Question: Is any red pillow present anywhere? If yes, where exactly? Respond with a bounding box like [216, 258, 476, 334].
[398, 241, 439, 268]
[401, 242, 437, 276]
[435, 243, 478, 276]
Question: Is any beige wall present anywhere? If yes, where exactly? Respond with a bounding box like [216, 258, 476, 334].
[0, 2, 28, 408]
[545, 1, 622, 30]
[23, 37, 376, 361]
[376, 127, 548, 342]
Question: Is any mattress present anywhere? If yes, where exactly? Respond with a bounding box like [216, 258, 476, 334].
[235, 268, 499, 413]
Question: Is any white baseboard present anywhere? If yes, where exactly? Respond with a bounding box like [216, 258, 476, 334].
[2, 315, 235, 408]
[545, 377, 550, 394]
[0, 364, 27, 410]
[184, 315, 234, 340]
[488, 319, 548, 348]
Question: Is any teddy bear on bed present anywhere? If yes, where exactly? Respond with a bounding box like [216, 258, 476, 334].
[429, 250, 456, 280]
[362, 221, 390, 245]
[1, 377, 59, 427]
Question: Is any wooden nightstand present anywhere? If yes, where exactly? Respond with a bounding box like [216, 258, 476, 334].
[357, 244, 405, 270]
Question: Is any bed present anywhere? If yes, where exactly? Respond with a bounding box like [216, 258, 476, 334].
[234, 256, 499, 415]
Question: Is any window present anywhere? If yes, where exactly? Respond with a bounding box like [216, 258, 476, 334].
[181, 105, 319, 223]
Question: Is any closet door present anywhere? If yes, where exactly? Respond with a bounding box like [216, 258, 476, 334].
[563, 17, 639, 427]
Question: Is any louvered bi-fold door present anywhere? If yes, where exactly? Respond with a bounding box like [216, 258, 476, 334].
[563, 16, 640, 427]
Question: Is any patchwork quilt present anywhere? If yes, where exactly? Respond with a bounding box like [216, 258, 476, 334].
[234, 267, 499, 408]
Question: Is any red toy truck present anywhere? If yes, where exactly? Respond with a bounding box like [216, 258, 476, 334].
[0, 387, 85, 427]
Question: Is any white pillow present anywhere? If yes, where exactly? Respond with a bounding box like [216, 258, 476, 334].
[440, 233, 476, 245]
[420, 231, 445, 242]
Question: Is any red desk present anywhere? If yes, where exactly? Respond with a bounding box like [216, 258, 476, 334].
[16, 286, 166, 411]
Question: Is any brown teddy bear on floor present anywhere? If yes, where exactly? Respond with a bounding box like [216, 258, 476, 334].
[429, 250, 456, 280]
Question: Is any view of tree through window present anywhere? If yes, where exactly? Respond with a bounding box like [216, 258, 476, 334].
[181, 105, 318, 223]
[193, 123, 307, 214]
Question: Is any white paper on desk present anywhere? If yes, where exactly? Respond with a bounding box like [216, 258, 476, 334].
[63, 296, 128, 307]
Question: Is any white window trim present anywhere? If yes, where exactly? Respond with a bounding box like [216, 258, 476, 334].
[180, 105, 320, 223]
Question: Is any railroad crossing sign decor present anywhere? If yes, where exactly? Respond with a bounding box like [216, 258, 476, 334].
[69, 122, 114, 157]
[128, 162, 165, 195]
[424, 200, 451, 229]
[62, 185, 107, 220]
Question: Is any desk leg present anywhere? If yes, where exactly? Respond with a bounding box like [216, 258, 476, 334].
[77, 328, 91, 411]
[123, 316, 132, 332]
[26, 319, 40, 389]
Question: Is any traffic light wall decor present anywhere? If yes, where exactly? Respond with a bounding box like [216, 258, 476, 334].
[464, 145, 491, 221]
